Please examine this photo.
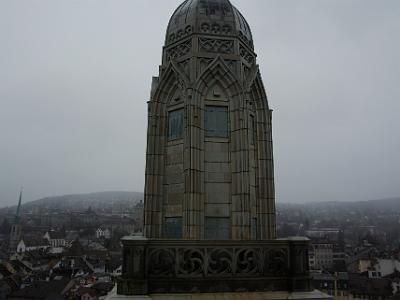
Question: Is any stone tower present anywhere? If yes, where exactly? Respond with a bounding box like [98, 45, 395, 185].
[144, 0, 276, 240]
[117, 1, 319, 296]
[9, 190, 23, 253]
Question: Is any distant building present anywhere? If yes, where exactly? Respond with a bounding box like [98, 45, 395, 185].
[312, 272, 349, 298]
[306, 228, 341, 242]
[16, 237, 49, 253]
[359, 258, 400, 277]
[7, 277, 70, 300]
[348, 273, 393, 300]
[9, 191, 23, 253]
[69, 208, 99, 228]
[95, 228, 111, 240]
[310, 242, 334, 270]
[44, 231, 66, 248]
[65, 231, 80, 247]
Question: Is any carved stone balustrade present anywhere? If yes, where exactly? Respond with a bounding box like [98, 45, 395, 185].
[117, 237, 312, 295]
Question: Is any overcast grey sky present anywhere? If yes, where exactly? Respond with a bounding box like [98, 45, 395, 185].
[0, 0, 399, 207]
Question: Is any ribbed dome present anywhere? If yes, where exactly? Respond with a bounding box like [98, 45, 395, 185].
[166, 0, 253, 49]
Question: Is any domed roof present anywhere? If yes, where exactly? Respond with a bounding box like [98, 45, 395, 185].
[166, 0, 253, 49]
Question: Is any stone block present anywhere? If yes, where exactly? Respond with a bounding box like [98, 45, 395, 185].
[166, 163, 183, 174]
[165, 173, 184, 185]
[186, 195, 202, 211]
[190, 148, 204, 169]
[184, 210, 202, 225]
[184, 170, 204, 193]
[166, 152, 183, 165]
[167, 192, 183, 206]
[145, 176, 163, 192]
[249, 172, 256, 186]
[231, 195, 243, 211]
[205, 172, 231, 183]
[205, 204, 230, 217]
[165, 205, 183, 217]
[205, 141, 229, 153]
[205, 162, 230, 173]
[167, 143, 184, 155]
[205, 150, 230, 163]
[206, 183, 231, 203]
[259, 197, 270, 213]
[166, 183, 184, 193]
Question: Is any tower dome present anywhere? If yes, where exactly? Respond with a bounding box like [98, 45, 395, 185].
[166, 0, 253, 49]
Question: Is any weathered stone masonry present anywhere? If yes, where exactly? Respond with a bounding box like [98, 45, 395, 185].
[144, 0, 276, 241]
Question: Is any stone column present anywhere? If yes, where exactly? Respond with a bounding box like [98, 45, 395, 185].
[288, 237, 312, 292]
[118, 237, 148, 295]
[231, 95, 252, 240]
[183, 88, 204, 239]
[144, 101, 165, 238]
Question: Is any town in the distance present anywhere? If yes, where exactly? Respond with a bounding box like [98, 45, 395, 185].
[0, 191, 399, 299]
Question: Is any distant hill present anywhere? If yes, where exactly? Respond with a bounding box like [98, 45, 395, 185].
[279, 197, 400, 213]
[1, 192, 399, 214]
[1, 191, 143, 213]
[362, 197, 400, 211]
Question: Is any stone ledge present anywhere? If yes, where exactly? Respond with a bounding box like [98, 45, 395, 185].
[106, 288, 332, 300]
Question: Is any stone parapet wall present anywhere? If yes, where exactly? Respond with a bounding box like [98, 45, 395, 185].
[118, 237, 311, 295]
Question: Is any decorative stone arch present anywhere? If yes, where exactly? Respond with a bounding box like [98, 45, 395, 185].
[152, 61, 188, 104]
[148, 63, 188, 144]
[195, 56, 243, 100]
[194, 56, 246, 140]
[179, 56, 256, 240]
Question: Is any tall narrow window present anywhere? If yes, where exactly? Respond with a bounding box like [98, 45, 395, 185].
[164, 217, 182, 239]
[205, 106, 229, 137]
[168, 109, 183, 140]
[205, 217, 230, 240]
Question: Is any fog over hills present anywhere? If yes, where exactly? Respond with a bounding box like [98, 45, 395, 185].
[0, 191, 143, 213]
[317, 197, 399, 210]
[1, 191, 399, 214]
[279, 197, 400, 213]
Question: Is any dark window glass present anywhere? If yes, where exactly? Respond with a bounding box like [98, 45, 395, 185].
[205, 106, 229, 137]
[164, 217, 182, 239]
[250, 115, 256, 144]
[205, 217, 230, 240]
[168, 109, 183, 140]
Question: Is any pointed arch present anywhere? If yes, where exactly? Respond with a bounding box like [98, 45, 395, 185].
[195, 56, 243, 99]
[244, 64, 260, 90]
[249, 71, 270, 112]
[152, 61, 189, 105]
